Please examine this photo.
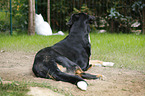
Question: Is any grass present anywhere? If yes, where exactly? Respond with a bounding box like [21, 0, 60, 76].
[90, 33, 145, 72]
[0, 81, 29, 96]
[0, 33, 66, 52]
[0, 80, 72, 96]
[0, 32, 145, 72]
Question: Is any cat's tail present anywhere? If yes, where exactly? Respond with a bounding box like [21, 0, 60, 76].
[52, 31, 65, 35]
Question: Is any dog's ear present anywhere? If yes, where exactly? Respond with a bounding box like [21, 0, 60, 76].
[66, 14, 73, 26]
[89, 15, 96, 24]
[66, 14, 79, 26]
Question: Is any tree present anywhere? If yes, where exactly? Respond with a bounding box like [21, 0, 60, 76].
[142, 2, 145, 34]
[47, 0, 50, 25]
[28, 0, 35, 35]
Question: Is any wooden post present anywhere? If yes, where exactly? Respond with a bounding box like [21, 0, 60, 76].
[28, 0, 35, 35]
[33, 0, 35, 34]
[110, 19, 114, 33]
[47, 0, 50, 25]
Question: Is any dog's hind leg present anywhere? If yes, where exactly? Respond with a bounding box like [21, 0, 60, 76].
[46, 59, 88, 91]
[52, 71, 88, 90]
[75, 68, 103, 80]
[55, 56, 103, 80]
[55, 56, 81, 73]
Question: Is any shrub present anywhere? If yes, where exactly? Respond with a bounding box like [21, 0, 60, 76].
[0, 11, 10, 32]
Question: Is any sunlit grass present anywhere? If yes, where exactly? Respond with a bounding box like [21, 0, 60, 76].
[0, 81, 29, 96]
[90, 33, 145, 72]
[0, 33, 66, 52]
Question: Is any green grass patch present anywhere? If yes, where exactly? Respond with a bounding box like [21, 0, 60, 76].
[0, 32, 145, 72]
[0, 81, 29, 96]
[0, 80, 72, 96]
[0, 33, 66, 52]
[91, 33, 145, 72]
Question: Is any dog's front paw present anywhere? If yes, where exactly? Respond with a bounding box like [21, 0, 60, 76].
[77, 81, 88, 91]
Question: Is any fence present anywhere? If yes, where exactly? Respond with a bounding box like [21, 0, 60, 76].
[0, 0, 10, 33]
[0, 0, 144, 34]
[0, 0, 28, 34]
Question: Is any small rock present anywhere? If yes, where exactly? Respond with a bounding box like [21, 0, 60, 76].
[1, 50, 5, 53]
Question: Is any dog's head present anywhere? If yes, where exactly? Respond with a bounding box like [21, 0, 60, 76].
[66, 13, 96, 29]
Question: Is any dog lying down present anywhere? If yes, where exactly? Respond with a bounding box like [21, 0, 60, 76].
[32, 13, 114, 91]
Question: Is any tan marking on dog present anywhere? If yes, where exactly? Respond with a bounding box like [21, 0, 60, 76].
[75, 67, 83, 75]
[96, 74, 103, 78]
[46, 72, 55, 80]
[96, 74, 104, 80]
[86, 64, 93, 71]
[56, 63, 67, 72]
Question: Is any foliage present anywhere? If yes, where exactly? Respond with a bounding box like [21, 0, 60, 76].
[65, 4, 97, 31]
[0, 0, 28, 32]
[0, 0, 144, 33]
[131, 1, 145, 30]
[65, 4, 93, 22]
[73, 4, 93, 15]
[0, 0, 8, 10]
[0, 0, 9, 32]
[107, 8, 132, 33]
[132, 1, 145, 12]
[12, 0, 28, 30]
[0, 11, 10, 32]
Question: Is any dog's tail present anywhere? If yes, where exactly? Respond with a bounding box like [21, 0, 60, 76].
[32, 58, 88, 90]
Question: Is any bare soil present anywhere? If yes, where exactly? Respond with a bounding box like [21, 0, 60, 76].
[0, 51, 145, 96]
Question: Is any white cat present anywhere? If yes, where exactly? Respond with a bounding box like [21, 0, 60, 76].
[35, 14, 52, 36]
[35, 14, 64, 36]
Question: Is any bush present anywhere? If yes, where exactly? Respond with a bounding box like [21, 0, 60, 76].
[12, 0, 28, 31]
[0, 11, 10, 32]
[0, 0, 28, 33]
[107, 8, 132, 33]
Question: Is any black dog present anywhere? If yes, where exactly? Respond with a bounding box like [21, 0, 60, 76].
[32, 13, 102, 90]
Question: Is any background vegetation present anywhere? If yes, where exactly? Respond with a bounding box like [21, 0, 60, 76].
[0, 0, 144, 33]
[39, 0, 144, 33]
[0, 0, 28, 32]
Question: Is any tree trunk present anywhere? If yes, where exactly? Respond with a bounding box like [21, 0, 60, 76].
[28, 0, 35, 35]
[47, 0, 50, 25]
[110, 19, 114, 33]
[33, 0, 35, 34]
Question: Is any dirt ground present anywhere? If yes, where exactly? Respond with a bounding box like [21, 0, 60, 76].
[0, 51, 145, 96]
